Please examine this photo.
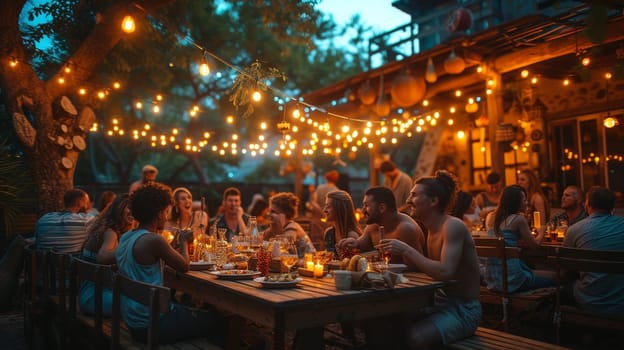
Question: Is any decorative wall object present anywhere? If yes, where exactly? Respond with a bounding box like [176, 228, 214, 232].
[425, 57, 437, 83]
[357, 80, 376, 105]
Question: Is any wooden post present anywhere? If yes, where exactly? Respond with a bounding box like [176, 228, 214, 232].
[485, 69, 506, 185]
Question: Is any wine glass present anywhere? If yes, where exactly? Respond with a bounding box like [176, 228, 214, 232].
[280, 240, 299, 277]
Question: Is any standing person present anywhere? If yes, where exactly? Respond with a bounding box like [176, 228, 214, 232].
[337, 186, 424, 265]
[115, 183, 226, 345]
[79, 196, 134, 316]
[517, 169, 550, 226]
[547, 185, 587, 227]
[322, 190, 362, 257]
[380, 160, 413, 213]
[484, 185, 555, 293]
[476, 172, 502, 219]
[166, 187, 209, 239]
[35, 188, 95, 253]
[376, 170, 481, 348]
[208, 187, 248, 242]
[128, 164, 158, 194]
[315, 170, 340, 210]
[264, 192, 316, 257]
[562, 187, 624, 316]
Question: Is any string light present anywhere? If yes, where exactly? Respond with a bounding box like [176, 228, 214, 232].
[121, 15, 136, 33]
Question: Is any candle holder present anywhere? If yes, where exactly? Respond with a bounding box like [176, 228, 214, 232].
[313, 262, 324, 278]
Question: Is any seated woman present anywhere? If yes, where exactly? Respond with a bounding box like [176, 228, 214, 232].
[80, 195, 134, 316]
[322, 190, 362, 258]
[484, 185, 555, 293]
[165, 187, 209, 239]
[451, 191, 481, 230]
[263, 192, 316, 257]
[115, 183, 226, 345]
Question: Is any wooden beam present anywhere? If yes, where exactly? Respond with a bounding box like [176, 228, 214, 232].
[493, 18, 624, 73]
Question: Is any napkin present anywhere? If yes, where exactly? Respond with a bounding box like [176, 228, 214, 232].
[350, 271, 403, 289]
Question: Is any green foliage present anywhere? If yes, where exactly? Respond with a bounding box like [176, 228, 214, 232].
[11, 0, 369, 185]
[230, 60, 286, 118]
[0, 140, 34, 234]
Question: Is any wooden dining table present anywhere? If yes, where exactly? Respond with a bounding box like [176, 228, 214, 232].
[164, 268, 446, 349]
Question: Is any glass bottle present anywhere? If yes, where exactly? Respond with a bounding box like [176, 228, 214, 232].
[215, 228, 228, 268]
[248, 216, 260, 249]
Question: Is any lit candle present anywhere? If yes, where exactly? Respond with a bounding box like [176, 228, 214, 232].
[313, 262, 324, 278]
[533, 211, 541, 229]
[306, 260, 314, 271]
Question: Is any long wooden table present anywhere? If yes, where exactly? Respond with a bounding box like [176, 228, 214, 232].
[164, 269, 446, 349]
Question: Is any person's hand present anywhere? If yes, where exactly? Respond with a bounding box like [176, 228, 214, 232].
[337, 237, 357, 249]
[377, 238, 412, 256]
[236, 206, 244, 218]
[178, 229, 194, 245]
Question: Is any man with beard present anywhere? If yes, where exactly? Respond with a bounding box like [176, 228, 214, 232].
[377, 171, 481, 349]
[337, 186, 424, 264]
[208, 187, 249, 242]
[547, 185, 587, 227]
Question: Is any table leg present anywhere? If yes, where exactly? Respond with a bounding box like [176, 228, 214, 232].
[274, 313, 286, 350]
[227, 315, 245, 350]
[293, 327, 324, 350]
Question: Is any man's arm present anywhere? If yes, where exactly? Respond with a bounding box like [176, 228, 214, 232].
[400, 218, 465, 281]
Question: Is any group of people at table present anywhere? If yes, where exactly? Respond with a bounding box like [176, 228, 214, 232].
[32, 163, 624, 348]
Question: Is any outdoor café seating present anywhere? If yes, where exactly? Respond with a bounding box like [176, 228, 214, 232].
[549, 246, 624, 344]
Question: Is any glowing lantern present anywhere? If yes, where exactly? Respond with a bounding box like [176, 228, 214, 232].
[444, 49, 465, 74]
[357, 81, 376, 105]
[390, 72, 426, 108]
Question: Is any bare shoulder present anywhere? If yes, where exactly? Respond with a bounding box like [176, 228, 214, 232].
[443, 216, 469, 238]
[398, 213, 419, 229]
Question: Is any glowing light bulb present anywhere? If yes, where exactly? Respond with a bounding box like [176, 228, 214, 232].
[121, 15, 136, 33]
[521, 70, 529, 78]
[199, 60, 210, 76]
[563, 79, 570, 86]
[581, 57, 590, 66]
[252, 90, 262, 102]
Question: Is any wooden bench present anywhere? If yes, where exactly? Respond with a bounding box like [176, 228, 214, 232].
[474, 237, 555, 331]
[447, 327, 569, 349]
[548, 247, 624, 344]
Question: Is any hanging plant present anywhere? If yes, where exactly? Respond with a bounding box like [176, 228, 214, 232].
[229, 60, 286, 118]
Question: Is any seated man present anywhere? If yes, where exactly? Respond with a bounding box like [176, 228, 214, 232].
[129, 164, 158, 194]
[35, 188, 94, 253]
[380, 160, 413, 213]
[562, 186, 624, 316]
[115, 182, 225, 345]
[338, 186, 424, 265]
[377, 171, 481, 348]
[547, 185, 588, 227]
[208, 187, 249, 242]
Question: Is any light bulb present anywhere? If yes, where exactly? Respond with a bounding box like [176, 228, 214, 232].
[121, 15, 136, 33]
[199, 60, 210, 76]
[252, 90, 262, 102]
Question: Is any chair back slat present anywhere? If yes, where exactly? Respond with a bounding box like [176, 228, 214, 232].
[111, 273, 171, 350]
[69, 257, 114, 349]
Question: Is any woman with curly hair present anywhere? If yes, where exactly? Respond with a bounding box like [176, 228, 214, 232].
[115, 183, 226, 345]
[264, 192, 316, 257]
[79, 195, 134, 316]
[322, 190, 361, 258]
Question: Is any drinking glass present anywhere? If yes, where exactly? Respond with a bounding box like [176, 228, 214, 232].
[280, 240, 299, 277]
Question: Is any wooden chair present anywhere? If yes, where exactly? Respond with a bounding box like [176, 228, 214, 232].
[46, 250, 73, 348]
[446, 326, 570, 349]
[68, 257, 114, 350]
[548, 247, 624, 344]
[110, 273, 222, 350]
[474, 237, 555, 331]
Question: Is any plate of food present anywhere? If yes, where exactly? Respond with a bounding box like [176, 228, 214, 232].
[209, 270, 261, 280]
[254, 275, 303, 289]
[190, 261, 216, 271]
